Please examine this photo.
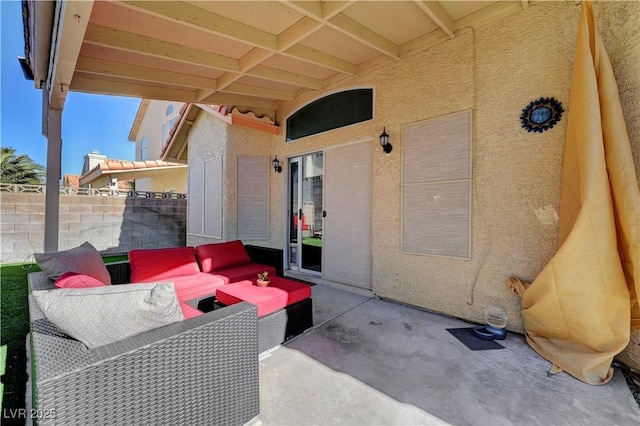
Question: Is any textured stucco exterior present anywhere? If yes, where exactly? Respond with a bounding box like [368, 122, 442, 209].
[184, 1, 639, 337]
[139, 168, 188, 194]
[186, 112, 275, 247]
[130, 100, 186, 192]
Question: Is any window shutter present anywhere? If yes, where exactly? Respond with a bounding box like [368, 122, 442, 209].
[237, 156, 269, 240]
[402, 110, 472, 259]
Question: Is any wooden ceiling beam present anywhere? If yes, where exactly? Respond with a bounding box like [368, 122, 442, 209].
[328, 13, 399, 58]
[281, 0, 397, 58]
[321, 1, 354, 19]
[277, 16, 322, 51]
[283, 1, 323, 19]
[84, 24, 240, 72]
[197, 92, 278, 112]
[455, 1, 525, 31]
[224, 83, 296, 101]
[75, 56, 217, 90]
[250, 65, 323, 90]
[286, 44, 356, 75]
[48, 1, 94, 109]
[414, 1, 455, 39]
[71, 74, 198, 101]
[123, 0, 356, 83]
[120, 1, 278, 50]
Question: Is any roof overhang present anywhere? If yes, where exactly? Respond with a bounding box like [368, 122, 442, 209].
[161, 103, 199, 163]
[22, 1, 536, 121]
[79, 160, 187, 188]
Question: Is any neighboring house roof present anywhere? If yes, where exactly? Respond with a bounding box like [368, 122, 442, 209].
[128, 99, 150, 142]
[63, 174, 80, 188]
[161, 103, 279, 163]
[79, 159, 187, 188]
[161, 103, 198, 163]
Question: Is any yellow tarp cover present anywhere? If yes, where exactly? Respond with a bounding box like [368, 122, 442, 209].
[510, 1, 640, 385]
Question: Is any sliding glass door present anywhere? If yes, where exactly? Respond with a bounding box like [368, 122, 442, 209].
[288, 153, 323, 274]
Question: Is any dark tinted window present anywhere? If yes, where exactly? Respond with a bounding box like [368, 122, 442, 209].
[286, 88, 373, 141]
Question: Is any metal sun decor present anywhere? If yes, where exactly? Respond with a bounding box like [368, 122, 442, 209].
[520, 97, 564, 133]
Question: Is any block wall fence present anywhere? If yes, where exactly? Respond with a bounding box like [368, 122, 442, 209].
[0, 189, 186, 264]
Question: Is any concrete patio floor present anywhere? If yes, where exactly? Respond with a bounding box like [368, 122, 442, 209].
[251, 284, 640, 425]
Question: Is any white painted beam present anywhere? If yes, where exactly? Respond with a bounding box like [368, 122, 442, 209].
[44, 98, 62, 252]
[223, 83, 296, 101]
[286, 44, 357, 75]
[197, 91, 278, 111]
[47, 1, 94, 110]
[328, 13, 399, 58]
[124, 0, 355, 79]
[75, 56, 218, 90]
[277, 16, 322, 51]
[250, 65, 323, 90]
[71, 75, 198, 102]
[321, 1, 354, 19]
[84, 24, 240, 72]
[414, 1, 455, 38]
[121, 1, 278, 51]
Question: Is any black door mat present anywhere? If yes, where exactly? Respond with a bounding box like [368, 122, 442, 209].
[446, 327, 505, 351]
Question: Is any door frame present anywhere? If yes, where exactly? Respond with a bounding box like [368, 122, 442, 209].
[285, 153, 324, 276]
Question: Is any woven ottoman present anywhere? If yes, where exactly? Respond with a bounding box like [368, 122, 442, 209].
[216, 277, 313, 353]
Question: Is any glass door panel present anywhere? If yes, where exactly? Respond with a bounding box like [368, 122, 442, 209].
[288, 153, 323, 274]
[288, 159, 300, 269]
[301, 153, 323, 272]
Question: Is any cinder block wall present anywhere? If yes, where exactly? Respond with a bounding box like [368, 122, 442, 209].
[0, 192, 186, 264]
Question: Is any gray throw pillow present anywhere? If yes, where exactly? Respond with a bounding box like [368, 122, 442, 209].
[33, 283, 184, 348]
[34, 241, 111, 284]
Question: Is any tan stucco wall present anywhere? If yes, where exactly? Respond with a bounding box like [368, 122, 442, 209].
[141, 168, 188, 193]
[186, 112, 275, 246]
[132, 100, 184, 192]
[185, 1, 639, 334]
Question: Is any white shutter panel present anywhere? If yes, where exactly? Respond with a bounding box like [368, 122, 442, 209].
[237, 156, 269, 240]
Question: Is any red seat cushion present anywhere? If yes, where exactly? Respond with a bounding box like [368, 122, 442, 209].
[55, 272, 109, 289]
[129, 247, 200, 282]
[195, 240, 251, 273]
[180, 301, 203, 319]
[130, 273, 225, 302]
[210, 263, 277, 284]
[215, 277, 311, 317]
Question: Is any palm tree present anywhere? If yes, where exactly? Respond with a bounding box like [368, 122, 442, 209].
[1, 147, 46, 184]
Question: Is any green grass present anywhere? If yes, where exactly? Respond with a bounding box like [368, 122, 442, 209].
[0, 261, 38, 420]
[1, 344, 7, 411]
[0, 256, 127, 421]
[302, 237, 323, 248]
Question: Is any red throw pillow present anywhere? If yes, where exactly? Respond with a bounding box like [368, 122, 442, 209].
[55, 272, 109, 289]
[129, 247, 200, 282]
[180, 301, 204, 319]
[195, 240, 251, 273]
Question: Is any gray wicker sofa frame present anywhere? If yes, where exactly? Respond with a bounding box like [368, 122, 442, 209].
[68, 260, 313, 353]
[27, 261, 260, 426]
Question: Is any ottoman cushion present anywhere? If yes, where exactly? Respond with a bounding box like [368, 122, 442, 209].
[216, 277, 311, 317]
[269, 277, 312, 305]
[216, 281, 287, 317]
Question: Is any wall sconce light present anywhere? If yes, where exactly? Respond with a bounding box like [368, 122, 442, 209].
[272, 156, 282, 173]
[379, 127, 392, 154]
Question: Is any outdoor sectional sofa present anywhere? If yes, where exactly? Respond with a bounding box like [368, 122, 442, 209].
[26, 240, 311, 425]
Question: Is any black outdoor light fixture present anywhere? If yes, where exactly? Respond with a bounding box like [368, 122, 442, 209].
[379, 127, 392, 154]
[272, 156, 282, 173]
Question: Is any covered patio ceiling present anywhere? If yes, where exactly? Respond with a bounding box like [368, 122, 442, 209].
[23, 1, 536, 122]
[21, 0, 538, 252]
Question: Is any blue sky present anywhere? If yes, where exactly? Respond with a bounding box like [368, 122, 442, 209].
[1, 0, 140, 177]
